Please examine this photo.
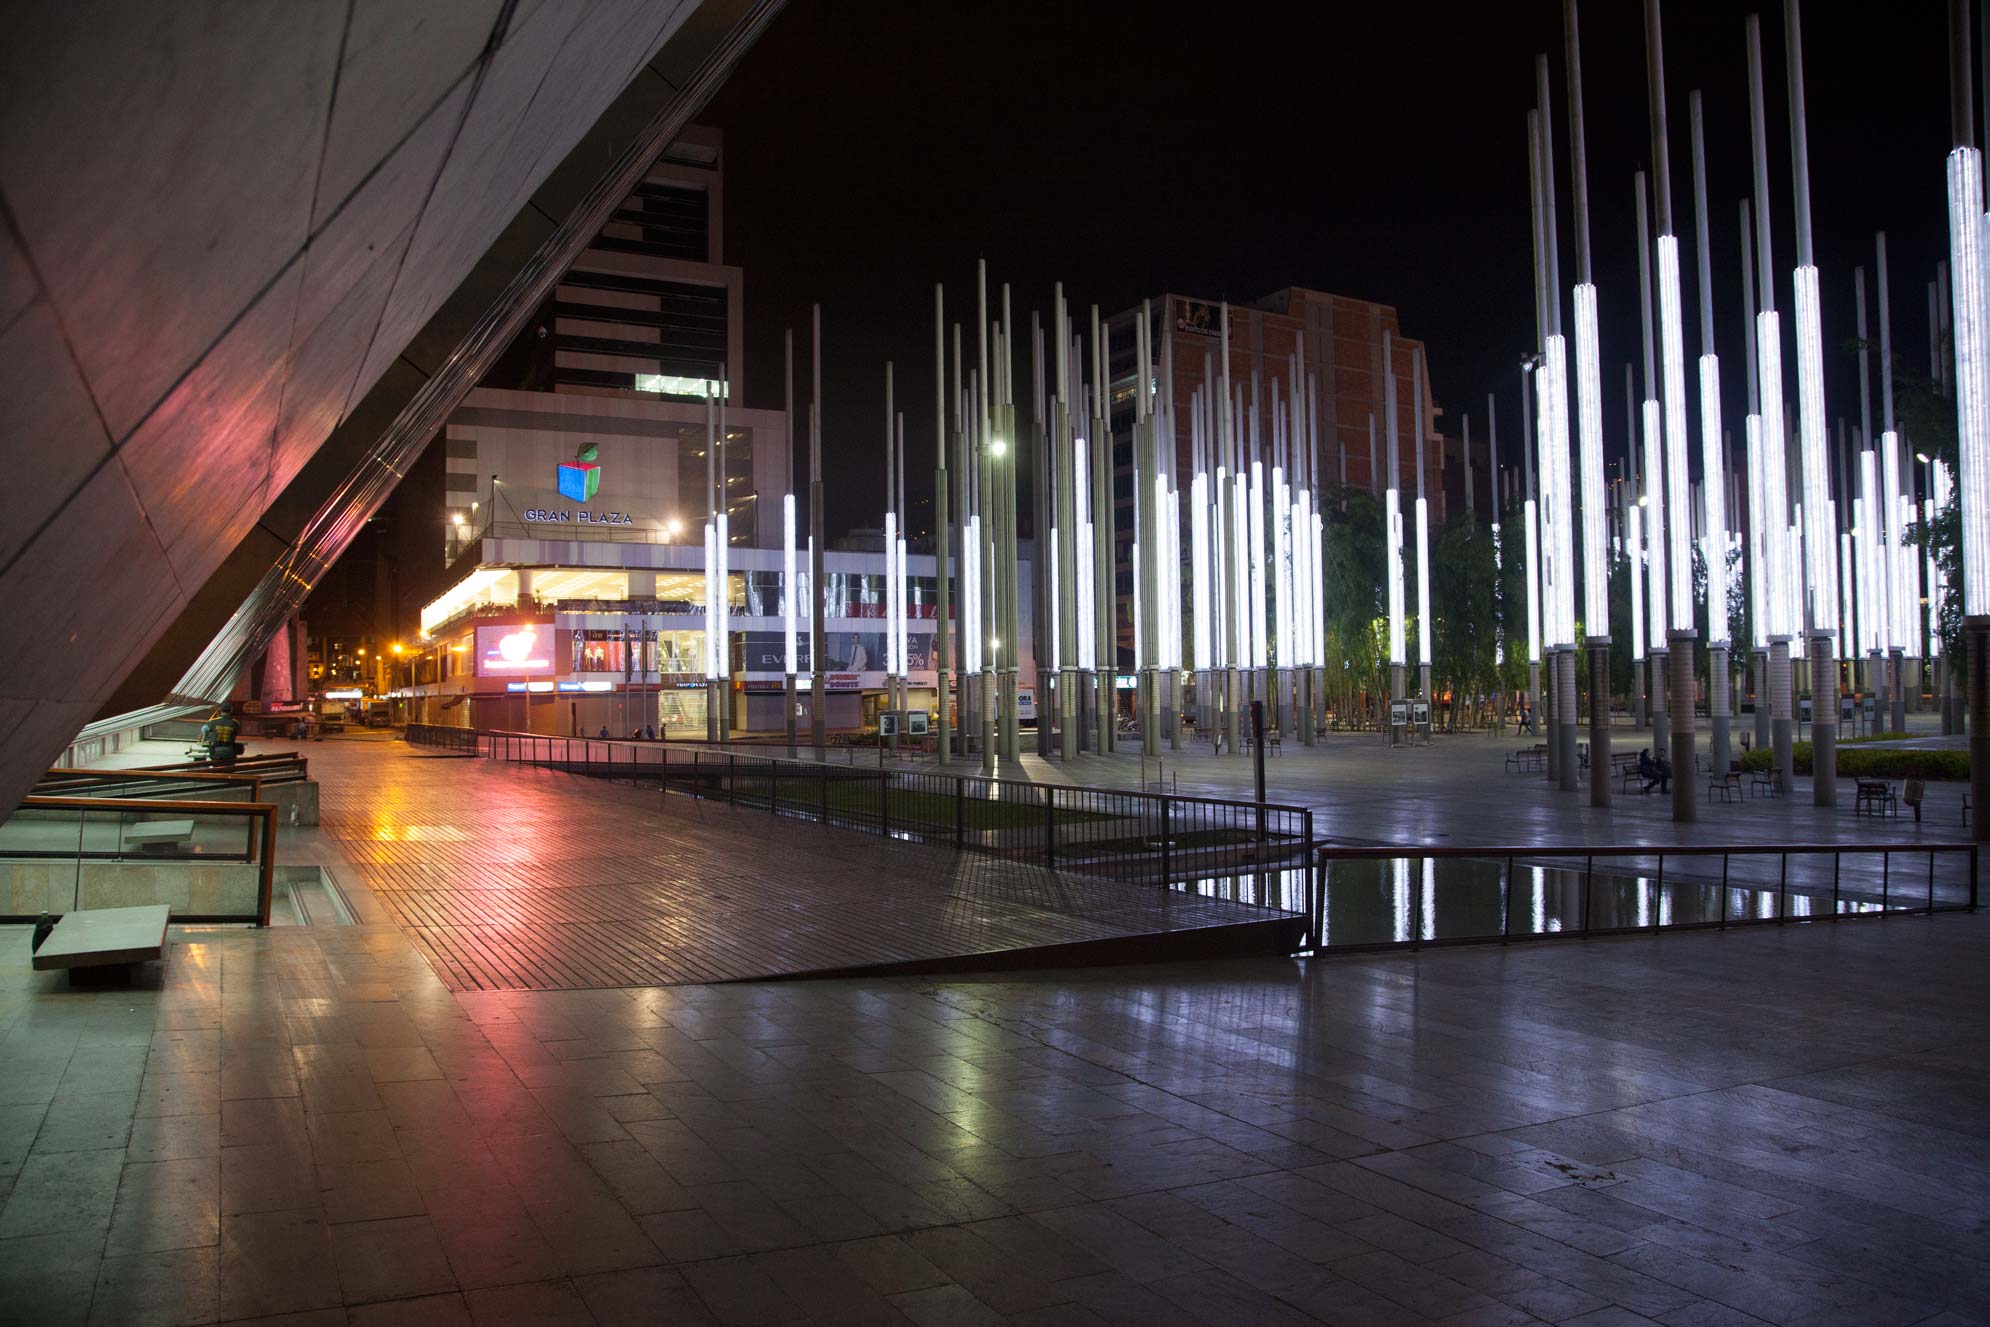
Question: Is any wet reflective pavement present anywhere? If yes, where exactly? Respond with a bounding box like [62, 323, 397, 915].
[2, 734, 1986, 1325]
[2, 900, 1985, 1324]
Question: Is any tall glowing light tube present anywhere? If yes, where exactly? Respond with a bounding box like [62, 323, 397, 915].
[1792, 266, 1839, 634]
[1746, 414, 1767, 649]
[1656, 237, 1695, 626]
[1385, 486, 1406, 667]
[1629, 503, 1646, 661]
[1881, 433, 1906, 649]
[1076, 438, 1095, 671]
[883, 509, 899, 676]
[1700, 355, 1728, 645]
[1272, 464, 1291, 666]
[1839, 523, 1853, 659]
[1191, 471, 1211, 670]
[1758, 314, 1792, 637]
[1249, 458, 1267, 668]
[1524, 499, 1542, 666]
[783, 493, 798, 675]
[702, 522, 718, 679]
[1415, 496, 1432, 666]
[1573, 287, 1609, 634]
[1949, 147, 1990, 613]
[1860, 451, 1883, 653]
[1541, 335, 1575, 646]
[1643, 400, 1667, 637]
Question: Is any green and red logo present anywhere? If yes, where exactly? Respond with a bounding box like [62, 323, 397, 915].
[557, 442, 600, 502]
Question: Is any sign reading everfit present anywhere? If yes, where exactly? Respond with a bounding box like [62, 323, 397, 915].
[527, 441, 635, 525]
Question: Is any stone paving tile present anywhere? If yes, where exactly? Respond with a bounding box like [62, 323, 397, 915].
[6, 741, 1990, 1324]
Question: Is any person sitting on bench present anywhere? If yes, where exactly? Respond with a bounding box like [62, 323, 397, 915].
[1637, 748, 1670, 794]
[200, 703, 244, 771]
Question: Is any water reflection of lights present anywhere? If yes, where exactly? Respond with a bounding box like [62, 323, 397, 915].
[1392, 858, 1410, 942]
[1421, 858, 1435, 942]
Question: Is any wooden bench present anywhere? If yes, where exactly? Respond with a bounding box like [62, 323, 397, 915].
[31, 904, 171, 973]
[1855, 779, 1897, 817]
[124, 818, 196, 852]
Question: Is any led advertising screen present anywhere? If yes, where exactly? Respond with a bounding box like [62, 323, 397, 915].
[474, 624, 566, 677]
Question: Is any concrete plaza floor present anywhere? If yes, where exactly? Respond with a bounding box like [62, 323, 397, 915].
[867, 712, 1974, 851]
[1, 733, 1987, 1324]
[2, 902, 1985, 1325]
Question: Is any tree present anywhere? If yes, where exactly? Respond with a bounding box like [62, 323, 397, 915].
[1431, 512, 1499, 722]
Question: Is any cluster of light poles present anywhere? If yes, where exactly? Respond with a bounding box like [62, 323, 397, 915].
[1510, 0, 1968, 826]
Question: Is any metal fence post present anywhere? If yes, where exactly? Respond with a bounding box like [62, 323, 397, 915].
[820, 761, 830, 824]
[1654, 855, 1664, 933]
[955, 776, 965, 849]
[1832, 852, 1840, 916]
[1881, 850, 1889, 911]
[1159, 797, 1172, 886]
[1720, 854, 1729, 927]
[1778, 853, 1788, 921]
[1929, 849, 1936, 914]
[1972, 846, 1979, 911]
[881, 770, 891, 837]
[1581, 856, 1593, 936]
[727, 754, 735, 805]
[1043, 788, 1056, 868]
[1502, 855, 1513, 939]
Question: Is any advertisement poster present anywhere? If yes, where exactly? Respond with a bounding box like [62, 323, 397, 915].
[474, 624, 568, 677]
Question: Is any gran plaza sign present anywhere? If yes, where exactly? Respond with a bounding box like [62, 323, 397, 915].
[522, 509, 636, 526]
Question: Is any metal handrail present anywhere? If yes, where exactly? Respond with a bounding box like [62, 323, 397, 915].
[1309, 840, 1978, 955]
[474, 728, 1314, 902]
[1, 795, 277, 926]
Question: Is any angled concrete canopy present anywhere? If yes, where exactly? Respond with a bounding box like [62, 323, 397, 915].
[0, 0, 775, 812]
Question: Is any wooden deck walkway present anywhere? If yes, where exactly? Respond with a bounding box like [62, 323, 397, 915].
[310, 739, 1297, 991]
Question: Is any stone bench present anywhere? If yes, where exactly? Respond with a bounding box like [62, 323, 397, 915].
[124, 818, 196, 851]
[31, 904, 171, 972]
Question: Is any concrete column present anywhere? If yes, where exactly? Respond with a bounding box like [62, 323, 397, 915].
[1809, 634, 1837, 807]
[1669, 632, 1697, 821]
[1709, 646, 1731, 775]
[1632, 655, 1646, 729]
[1754, 650, 1771, 750]
[1650, 648, 1670, 760]
[1556, 647, 1579, 792]
[1771, 638, 1794, 795]
[1970, 618, 1990, 842]
[1589, 643, 1611, 806]
[627, 569, 656, 599]
[515, 568, 536, 608]
[1890, 646, 1907, 733]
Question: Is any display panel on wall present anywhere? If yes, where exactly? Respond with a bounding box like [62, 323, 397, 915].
[474, 625, 572, 677]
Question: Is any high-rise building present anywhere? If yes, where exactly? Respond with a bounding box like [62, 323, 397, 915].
[439, 126, 786, 561]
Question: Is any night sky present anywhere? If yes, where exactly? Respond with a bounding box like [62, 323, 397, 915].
[700, 0, 1956, 538]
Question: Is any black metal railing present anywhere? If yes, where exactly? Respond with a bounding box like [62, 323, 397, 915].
[478, 730, 1313, 900]
[1308, 842, 1978, 952]
[405, 724, 479, 753]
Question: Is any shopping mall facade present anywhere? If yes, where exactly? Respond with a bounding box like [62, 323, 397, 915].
[399, 388, 1035, 737]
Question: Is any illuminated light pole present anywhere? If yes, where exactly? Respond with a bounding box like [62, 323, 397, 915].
[1741, 198, 1771, 754]
[1625, 369, 1645, 730]
[1413, 348, 1433, 711]
[784, 330, 798, 756]
[1521, 363, 1543, 745]
[1782, 0, 1840, 807]
[1534, 62, 1578, 795]
[934, 285, 951, 765]
[1947, 0, 1990, 839]
[884, 362, 899, 755]
[1526, 108, 1559, 783]
[1384, 331, 1407, 718]
[809, 306, 826, 756]
[1747, 17, 1795, 796]
[1565, 2, 1611, 805]
[1635, 171, 1670, 762]
[1218, 309, 1238, 756]
[1855, 267, 1889, 729]
[704, 379, 720, 743]
[1093, 306, 1116, 754]
[1646, 0, 1696, 821]
[1489, 393, 1506, 732]
[1054, 286, 1079, 761]
[1690, 90, 1731, 777]
[1878, 234, 1909, 734]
